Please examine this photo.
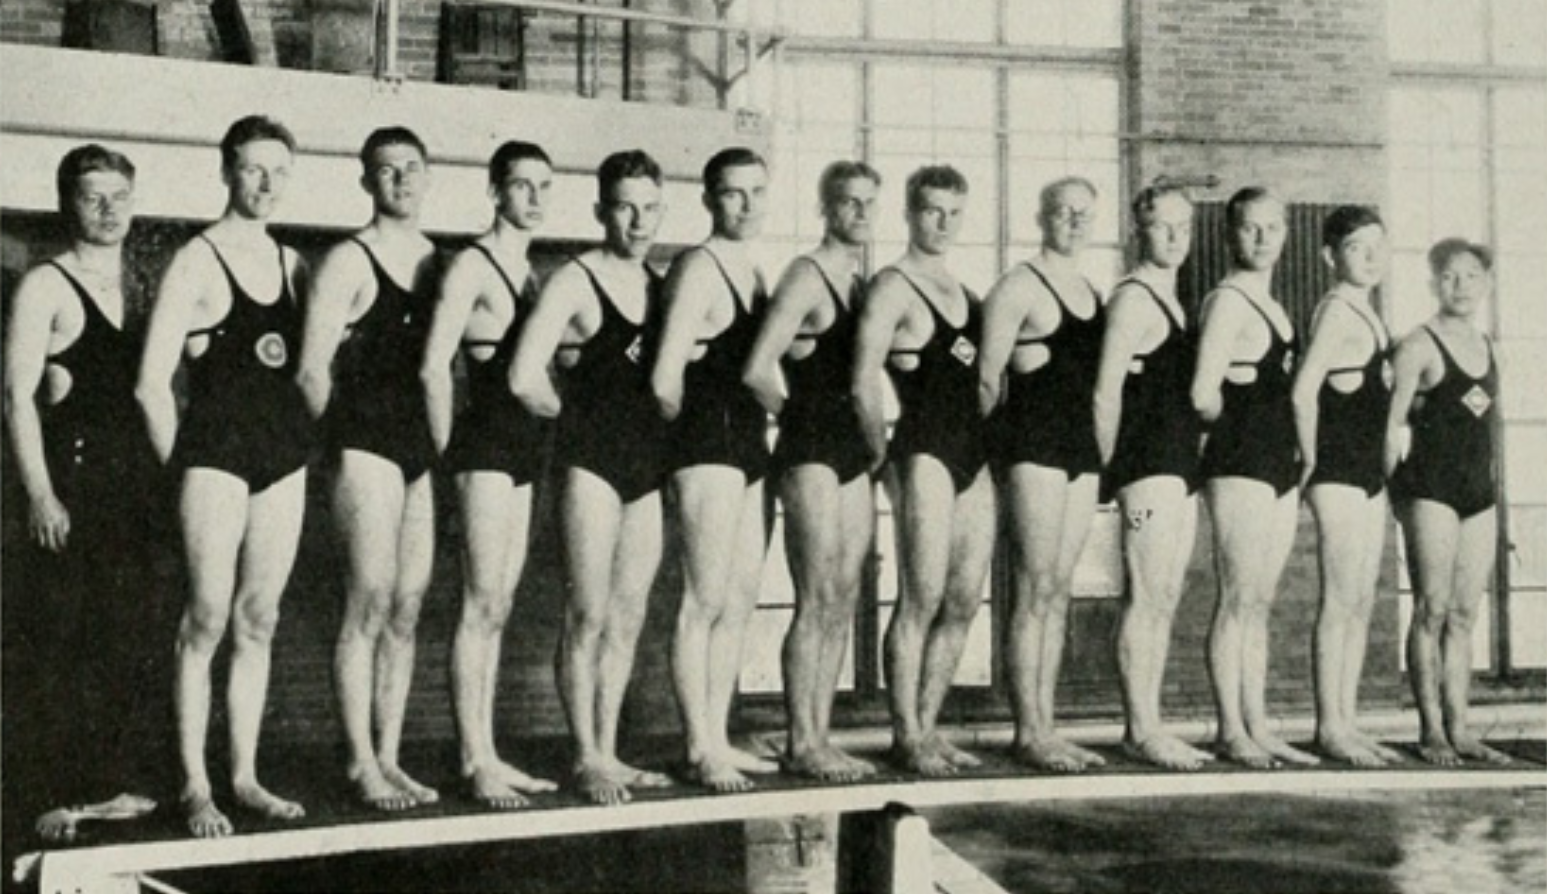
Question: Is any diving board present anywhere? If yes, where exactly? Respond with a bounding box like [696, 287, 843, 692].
[16, 749, 1545, 894]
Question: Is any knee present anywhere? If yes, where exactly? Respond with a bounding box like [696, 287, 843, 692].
[1411, 600, 1449, 636]
[387, 591, 426, 640]
[462, 589, 513, 634]
[565, 602, 608, 647]
[233, 600, 281, 646]
[937, 595, 981, 629]
[342, 593, 392, 641]
[1445, 602, 1479, 634]
[179, 602, 230, 652]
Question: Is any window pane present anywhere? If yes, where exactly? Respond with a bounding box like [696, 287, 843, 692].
[1497, 255, 1547, 338]
[873, 0, 995, 43]
[1504, 425, 1547, 502]
[1509, 590, 1547, 668]
[779, 0, 863, 38]
[1492, 0, 1547, 66]
[1006, 0, 1122, 48]
[1498, 338, 1547, 421]
[1391, 0, 1487, 63]
[1510, 508, 1547, 588]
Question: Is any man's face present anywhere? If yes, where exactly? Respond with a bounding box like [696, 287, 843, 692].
[224, 139, 293, 221]
[705, 162, 768, 241]
[1433, 251, 1491, 319]
[597, 176, 664, 260]
[1229, 196, 1288, 272]
[363, 142, 429, 220]
[71, 170, 135, 247]
[1138, 192, 1193, 270]
[824, 176, 878, 247]
[1039, 183, 1096, 256]
[907, 187, 965, 257]
[494, 158, 553, 231]
[1329, 223, 1387, 289]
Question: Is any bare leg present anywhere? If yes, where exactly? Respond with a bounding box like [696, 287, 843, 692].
[229, 469, 307, 821]
[1005, 464, 1101, 772]
[916, 466, 996, 773]
[1443, 508, 1509, 764]
[453, 472, 555, 809]
[1399, 499, 1463, 766]
[376, 471, 438, 804]
[781, 466, 875, 781]
[597, 492, 670, 792]
[671, 466, 767, 792]
[1117, 477, 1212, 770]
[1310, 484, 1385, 766]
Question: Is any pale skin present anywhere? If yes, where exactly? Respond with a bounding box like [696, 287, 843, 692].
[3, 168, 162, 841]
[1092, 191, 1215, 771]
[1290, 223, 1404, 767]
[421, 156, 559, 809]
[1191, 194, 1318, 769]
[134, 137, 309, 837]
[653, 161, 778, 792]
[510, 174, 672, 805]
[742, 173, 879, 783]
[853, 185, 996, 777]
[978, 181, 1105, 773]
[1385, 250, 1510, 767]
[296, 140, 439, 811]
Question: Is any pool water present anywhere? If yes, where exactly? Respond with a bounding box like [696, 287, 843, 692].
[926, 788, 1547, 894]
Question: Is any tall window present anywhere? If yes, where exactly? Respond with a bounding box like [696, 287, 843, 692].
[1388, 0, 1547, 671]
[738, 0, 1126, 695]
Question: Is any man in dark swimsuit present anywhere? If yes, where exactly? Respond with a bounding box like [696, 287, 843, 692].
[853, 165, 995, 776]
[744, 160, 880, 782]
[1190, 187, 1318, 769]
[1386, 238, 1510, 767]
[137, 115, 312, 837]
[510, 150, 673, 805]
[1290, 206, 1404, 767]
[422, 141, 559, 808]
[978, 176, 1106, 773]
[4, 145, 168, 843]
[297, 127, 440, 811]
[652, 147, 778, 792]
[1094, 182, 1214, 771]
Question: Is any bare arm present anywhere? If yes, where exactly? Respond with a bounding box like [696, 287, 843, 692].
[136, 242, 212, 464]
[3, 268, 69, 550]
[742, 258, 823, 416]
[1190, 289, 1249, 424]
[421, 251, 483, 454]
[1092, 285, 1155, 466]
[650, 249, 715, 422]
[1383, 329, 1438, 478]
[852, 271, 910, 471]
[1291, 301, 1355, 486]
[977, 266, 1032, 417]
[296, 240, 369, 420]
[510, 264, 589, 419]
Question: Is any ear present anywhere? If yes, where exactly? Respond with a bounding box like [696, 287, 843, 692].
[1320, 245, 1336, 270]
[594, 201, 606, 225]
[701, 189, 714, 213]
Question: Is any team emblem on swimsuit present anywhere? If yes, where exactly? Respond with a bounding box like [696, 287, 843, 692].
[950, 335, 977, 366]
[625, 334, 644, 365]
[255, 331, 289, 369]
[1462, 384, 1492, 418]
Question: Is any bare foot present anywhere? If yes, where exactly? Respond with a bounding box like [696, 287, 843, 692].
[1219, 735, 1280, 769]
[721, 745, 779, 775]
[468, 765, 529, 810]
[832, 746, 877, 778]
[932, 735, 982, 770]
[1066, 741, 1107, 769]
[607, 759, 673, 790]
[1124, 735, 1212, 771]
[575, 761, 630, 806]
[183, 789, 234, 838]
[80, 793, 157, 821]
[35, 808, 79, 843]
[1255, 734, 1320, 767]
[351, 762, 416, 812]
[1012, 736, 1086, 773]
[233, 782, 305, 821]
[1416, 732, 1462, 767]
[381, 764, 438, 806]
[688, 754, 755, 793]
[786, 746, 863, 783]
[1317, 731, 1384, 768]
[489, 760, 558, 794]
[1350, 731, 1404, 764]
[1451, 735, 1512, 765]
[893, 740, 956, 777]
